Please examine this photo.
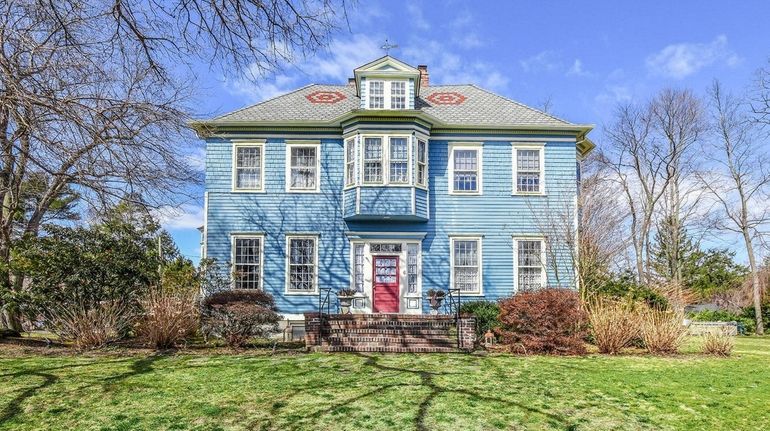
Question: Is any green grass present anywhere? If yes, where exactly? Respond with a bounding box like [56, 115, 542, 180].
[1, 337, 769, 431]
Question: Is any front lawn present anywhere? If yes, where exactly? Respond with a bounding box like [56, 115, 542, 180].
[1, 337, 769, 430]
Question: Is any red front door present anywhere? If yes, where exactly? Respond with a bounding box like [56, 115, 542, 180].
[373, 256, 399, 313]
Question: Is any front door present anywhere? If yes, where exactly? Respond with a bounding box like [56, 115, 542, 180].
[373, 256, 399, 313]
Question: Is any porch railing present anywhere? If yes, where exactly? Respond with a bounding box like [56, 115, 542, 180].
[446, 288, 462, 349]
[317, 288, 333, 346]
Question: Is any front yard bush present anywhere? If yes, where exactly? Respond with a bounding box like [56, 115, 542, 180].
[50, 302, 136, 350]
[138, 290, 199, 349]
[588, 299, 642, 354]
[640, 308, 687, 354]
[459, 300, 500, 340]
[201, 289, 280, 348]
[496, 288, 588, 355]
[701, 330, 734, 356]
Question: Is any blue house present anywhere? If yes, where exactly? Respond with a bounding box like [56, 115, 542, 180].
[194, 56, 594, 331]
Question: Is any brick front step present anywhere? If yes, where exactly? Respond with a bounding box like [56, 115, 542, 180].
[325, 328, 452, 336]
[319, 345, 460, 353]
[324, 336, 456, 347]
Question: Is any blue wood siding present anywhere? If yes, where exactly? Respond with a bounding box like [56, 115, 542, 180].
[205, 135, 578, 315]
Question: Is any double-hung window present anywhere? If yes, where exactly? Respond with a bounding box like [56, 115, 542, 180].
[515, 238, 545, 291]
[514, 146, 544, 194]
[416, 140, 427, 187]
[286, 235, 318, 294]
[368, 81, 385, 109]
[363, 137, 383, 183]
[344, 138, 356, 186]
[232, 235, 263, 289]
[367, 80, 408, 109]
[450, 145, 481, 194]
[389, 137, 409, 184]
[286, 143, 319, 192]
[233, 144, 264, 191]
[390, 81, 406, 109]
[451, 237, 482, 294]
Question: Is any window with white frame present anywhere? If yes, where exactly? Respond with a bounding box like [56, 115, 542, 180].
[516, 239, 544, 291]
[451, 147, 481, 193]
[233, 236, 262, 289]
[514, 147, 544, 194]
[407, 243, 419, 294]
[368, 81, 384, 109]
[286, 144, 319, 191]
[416, 140, 427, 187]
[389, 137, 409, 183]
[345, 138, 356, 186]
[363, 137, 383, 183]
[233, 145, 263, 190]
[390, 81, 406, 109]
[451, 237, 481, 294]
[287, 236, 317, 293]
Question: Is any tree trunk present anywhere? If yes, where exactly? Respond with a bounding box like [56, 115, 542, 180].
[742, 230, 764, 335]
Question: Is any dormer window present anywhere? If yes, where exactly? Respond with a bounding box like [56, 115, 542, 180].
[367, 80, 408, 109]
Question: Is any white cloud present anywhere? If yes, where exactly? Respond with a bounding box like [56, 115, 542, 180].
[406, 3, 431, 30]
[594, 85, 632, 106]
[566, 59, 590, 77]
[454, 32, 484, 50]
[520, 51, 560, 73]
[646, 34, 741, 79]
[156, 204, 205, 230]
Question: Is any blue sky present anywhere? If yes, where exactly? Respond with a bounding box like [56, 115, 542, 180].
[162, 0, 770, 263]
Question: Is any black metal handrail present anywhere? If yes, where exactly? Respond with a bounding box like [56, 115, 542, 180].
[446, 288, 462, 348]
[317, 288, 333, 346]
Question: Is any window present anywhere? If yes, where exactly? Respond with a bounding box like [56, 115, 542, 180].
[286, 236, 317, 293]
[390, 81, 406, 109]
[353, 243, 364, 293]
[407, 243, 419, 294]
[232, 236, 262, 289]
[363, 137, 383, 183]
[451, 237, 482, 294]
[345, 138, 356, 186]
[516, 239, 545, 291]
[286, 143, 319, 192]
[450, 146, 481, 194]
[370, 243, 402, 253]
[368, 81, 384, 109]
[233, 144, 263, 190]
[389, 137, 409, 184]
[416, 140, 427, 187]
[514, 146, 544, 194]
[367, 80, 408, 109]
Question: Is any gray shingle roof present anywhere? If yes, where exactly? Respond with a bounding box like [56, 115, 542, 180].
[211, 83, 574, 127]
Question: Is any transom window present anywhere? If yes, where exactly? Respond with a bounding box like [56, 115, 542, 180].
[389, 137, 409, 184]
[363, 137, 383, 183]
[370, 243, 402, 253]
[232, 236, 262, 289]
[367, 80, 408, 109]
[416, 140, 427, 187]
[516, 239, 544, 291]
[514, 146, 544, 194]
[233, 144, 263, 190]
[287, 236, 317, 293]
[450, 146, 481, 194]
[451, 237, 482, 294]
[286, 144, 319, 192]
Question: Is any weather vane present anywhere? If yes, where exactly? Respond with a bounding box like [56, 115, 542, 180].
[381, 38, 398, 55]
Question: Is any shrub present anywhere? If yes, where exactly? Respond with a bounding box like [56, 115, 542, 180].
[138, 291, 199, 349]
[496, 288, 588, 355]
[588, 299, 642, 354]
[459, 300, 500, 340]
[50, 302, 136, 350]
[201, 289, 280, 348]
[701, 330, 734, 356]
[640, 308, 687, 354]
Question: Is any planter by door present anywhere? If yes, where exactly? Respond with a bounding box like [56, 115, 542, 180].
[373, 256, 399, 313]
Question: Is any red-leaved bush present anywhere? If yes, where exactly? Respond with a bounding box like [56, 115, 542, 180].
[201, 289, 280, 348]
[496, 288, 588, 355]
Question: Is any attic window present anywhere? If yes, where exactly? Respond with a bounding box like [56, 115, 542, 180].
[367, 80, 408, 109]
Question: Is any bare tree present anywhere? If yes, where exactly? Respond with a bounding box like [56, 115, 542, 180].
[0, 0, 348, 331]
[697, 81, 769, 335]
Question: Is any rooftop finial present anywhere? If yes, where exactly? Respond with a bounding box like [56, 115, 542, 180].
[380, 38, 399, 55]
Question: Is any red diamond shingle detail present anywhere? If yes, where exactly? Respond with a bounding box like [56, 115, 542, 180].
[426, 92, 467, 105]
[306, 91, 346, 104]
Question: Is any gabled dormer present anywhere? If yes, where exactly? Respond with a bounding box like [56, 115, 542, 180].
[353, 56, 424, 110]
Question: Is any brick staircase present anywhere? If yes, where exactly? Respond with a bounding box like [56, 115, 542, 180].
[304, 313, 476, 353]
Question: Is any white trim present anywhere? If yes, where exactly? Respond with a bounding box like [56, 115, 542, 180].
[439, 136, 576, 142]
[367, 79, 408, 110]
[449, 235, 484, 295]
[285, 141, 321, 193]
[230, 233, 265, 290]
[284, 234, 320, 295]
[512, 143, 546, 196]
[512, 236, 547, 292]
[448, 143, 483, 195]
[415, 138, 428, 189]
[359, 133, 413, 186]
[388, 136, 410, 184]
[231, 142, 266, 192]
[344, 137, 356, 188]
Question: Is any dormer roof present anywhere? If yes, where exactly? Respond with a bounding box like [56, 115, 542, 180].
[353, 55, 422, 96]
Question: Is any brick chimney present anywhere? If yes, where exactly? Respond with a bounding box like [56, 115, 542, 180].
[418, 65, 429, 87]
[347, 77, 355, 86]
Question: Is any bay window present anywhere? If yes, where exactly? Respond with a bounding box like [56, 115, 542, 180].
[416, 140, 427, 187]
[363, 137, 383, 183]
[389, 137, 409, 184]
[344, 138, 356, 186]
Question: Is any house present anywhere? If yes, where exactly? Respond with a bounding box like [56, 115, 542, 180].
[193, 56, 594, 337]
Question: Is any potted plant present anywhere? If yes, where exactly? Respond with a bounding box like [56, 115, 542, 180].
[336, 289, 358, 314]
[426, 289, 446, 314]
